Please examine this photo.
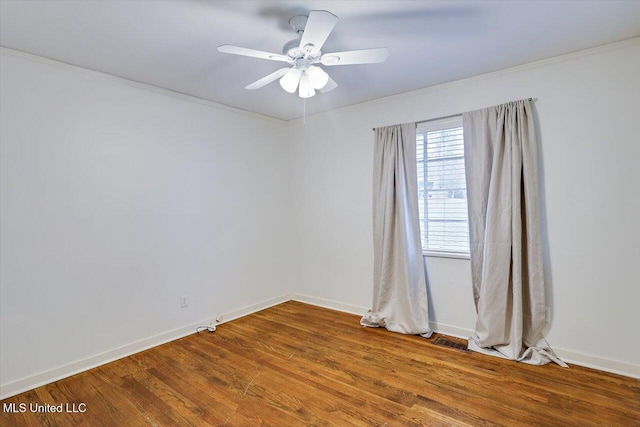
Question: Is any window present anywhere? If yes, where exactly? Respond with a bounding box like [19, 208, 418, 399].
[416, 116, 469, 257]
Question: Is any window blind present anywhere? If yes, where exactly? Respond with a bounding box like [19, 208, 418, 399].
[416, 116, 469, 255]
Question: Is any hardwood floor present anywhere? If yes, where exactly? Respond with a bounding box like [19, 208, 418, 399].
[2, 301, 639, 426]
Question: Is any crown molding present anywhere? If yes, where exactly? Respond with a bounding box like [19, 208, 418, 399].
[0, 46, 286, 125]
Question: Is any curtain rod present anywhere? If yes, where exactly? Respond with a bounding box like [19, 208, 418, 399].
[372, 98, 534, 131]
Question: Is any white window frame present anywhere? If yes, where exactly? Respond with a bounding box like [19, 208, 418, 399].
[416, 115, 470, 259]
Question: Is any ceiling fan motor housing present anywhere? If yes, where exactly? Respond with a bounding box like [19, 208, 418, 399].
[218, 10, 389, 97]
[283, 14, 308, 58]
[282, 38, 302, 57]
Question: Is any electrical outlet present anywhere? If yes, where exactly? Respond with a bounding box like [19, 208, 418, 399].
[181, 295, 188, 308]
[545, 307, 551, 323]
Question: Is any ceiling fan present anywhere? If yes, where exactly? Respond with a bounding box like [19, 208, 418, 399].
[218, 10, 389, 98]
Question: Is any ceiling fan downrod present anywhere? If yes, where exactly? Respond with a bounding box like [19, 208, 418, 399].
[283, 14, 308, 58]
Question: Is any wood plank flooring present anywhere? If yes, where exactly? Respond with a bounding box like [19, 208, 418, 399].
[2, 301, 639, 426]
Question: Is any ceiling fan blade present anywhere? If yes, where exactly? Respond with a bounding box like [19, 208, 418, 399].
[320, 48, 389, 66]
[245, 68, 290, 90]
[299, 10, 338, 54]
[218, 45, 290, 63]
[319, 75, 337, 93]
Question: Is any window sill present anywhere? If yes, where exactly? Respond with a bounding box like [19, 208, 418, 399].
[423, 251, 470, 260]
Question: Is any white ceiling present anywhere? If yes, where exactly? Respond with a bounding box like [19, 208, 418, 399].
[1, 1, 639, 121]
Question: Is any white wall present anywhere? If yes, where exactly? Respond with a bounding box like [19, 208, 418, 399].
[1, 38, 639, 397]
[0, 51, 291, 391]
[288, 39, 640, 372]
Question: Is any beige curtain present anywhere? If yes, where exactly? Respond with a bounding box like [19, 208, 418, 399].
[361, 123, 432, 337]
[463, 99, 566, 366]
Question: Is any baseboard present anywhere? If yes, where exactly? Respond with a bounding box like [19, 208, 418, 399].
[291, 294, 474, 340]
[425, 324, 640, 379]
[291, 294, 369, 316]
[428, 322, 474, 340]
[429, 324, 640, 379]
[3, 293, 637, 399]
[290, 294, 640, 379]
[553, 348, 640, 379]
[0, 319, 210, 400]
[290, 295, 470, 339]
[424, 322, 640, 379]
[216, 293, 294, 324]
[0, 293, 293, 400]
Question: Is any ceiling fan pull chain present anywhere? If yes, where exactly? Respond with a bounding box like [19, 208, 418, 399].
[303, 97, 306, 125]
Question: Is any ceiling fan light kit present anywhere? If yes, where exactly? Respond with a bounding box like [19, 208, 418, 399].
[298, 72, 315, 98]
[280, 68, 301, 93]
[218, 10, 389, 99]
[307, 66, 329, 89]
